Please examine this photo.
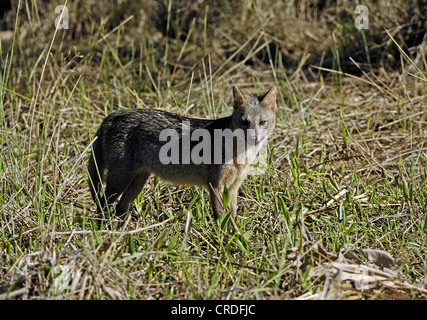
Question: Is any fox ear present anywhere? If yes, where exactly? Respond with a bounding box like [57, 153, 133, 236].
[260, 86, 277, 112]
[233, 86, 248, 108]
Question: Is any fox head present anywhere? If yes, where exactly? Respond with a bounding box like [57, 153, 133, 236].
[231, 86, 277, 146]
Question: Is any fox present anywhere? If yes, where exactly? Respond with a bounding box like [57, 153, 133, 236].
[87, 85, 277, 224]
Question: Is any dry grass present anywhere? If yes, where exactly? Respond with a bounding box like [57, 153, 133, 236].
[0, 0, 426, 300]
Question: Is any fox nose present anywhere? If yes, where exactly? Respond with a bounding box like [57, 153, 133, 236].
[247, 128, 259, 144]
[248, 134, 258, 144]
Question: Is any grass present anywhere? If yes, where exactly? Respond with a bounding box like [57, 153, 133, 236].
[0, 0, 426, 300]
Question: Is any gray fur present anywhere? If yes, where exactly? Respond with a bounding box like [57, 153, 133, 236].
[87, 86, 277, 223]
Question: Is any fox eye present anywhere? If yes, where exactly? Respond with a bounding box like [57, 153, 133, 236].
[241, 119, 249, 126]
[259, 120, 266, 125]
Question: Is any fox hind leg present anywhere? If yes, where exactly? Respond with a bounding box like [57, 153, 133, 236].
[100, 170, 134, 218]
[116, 172, 150, 220]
